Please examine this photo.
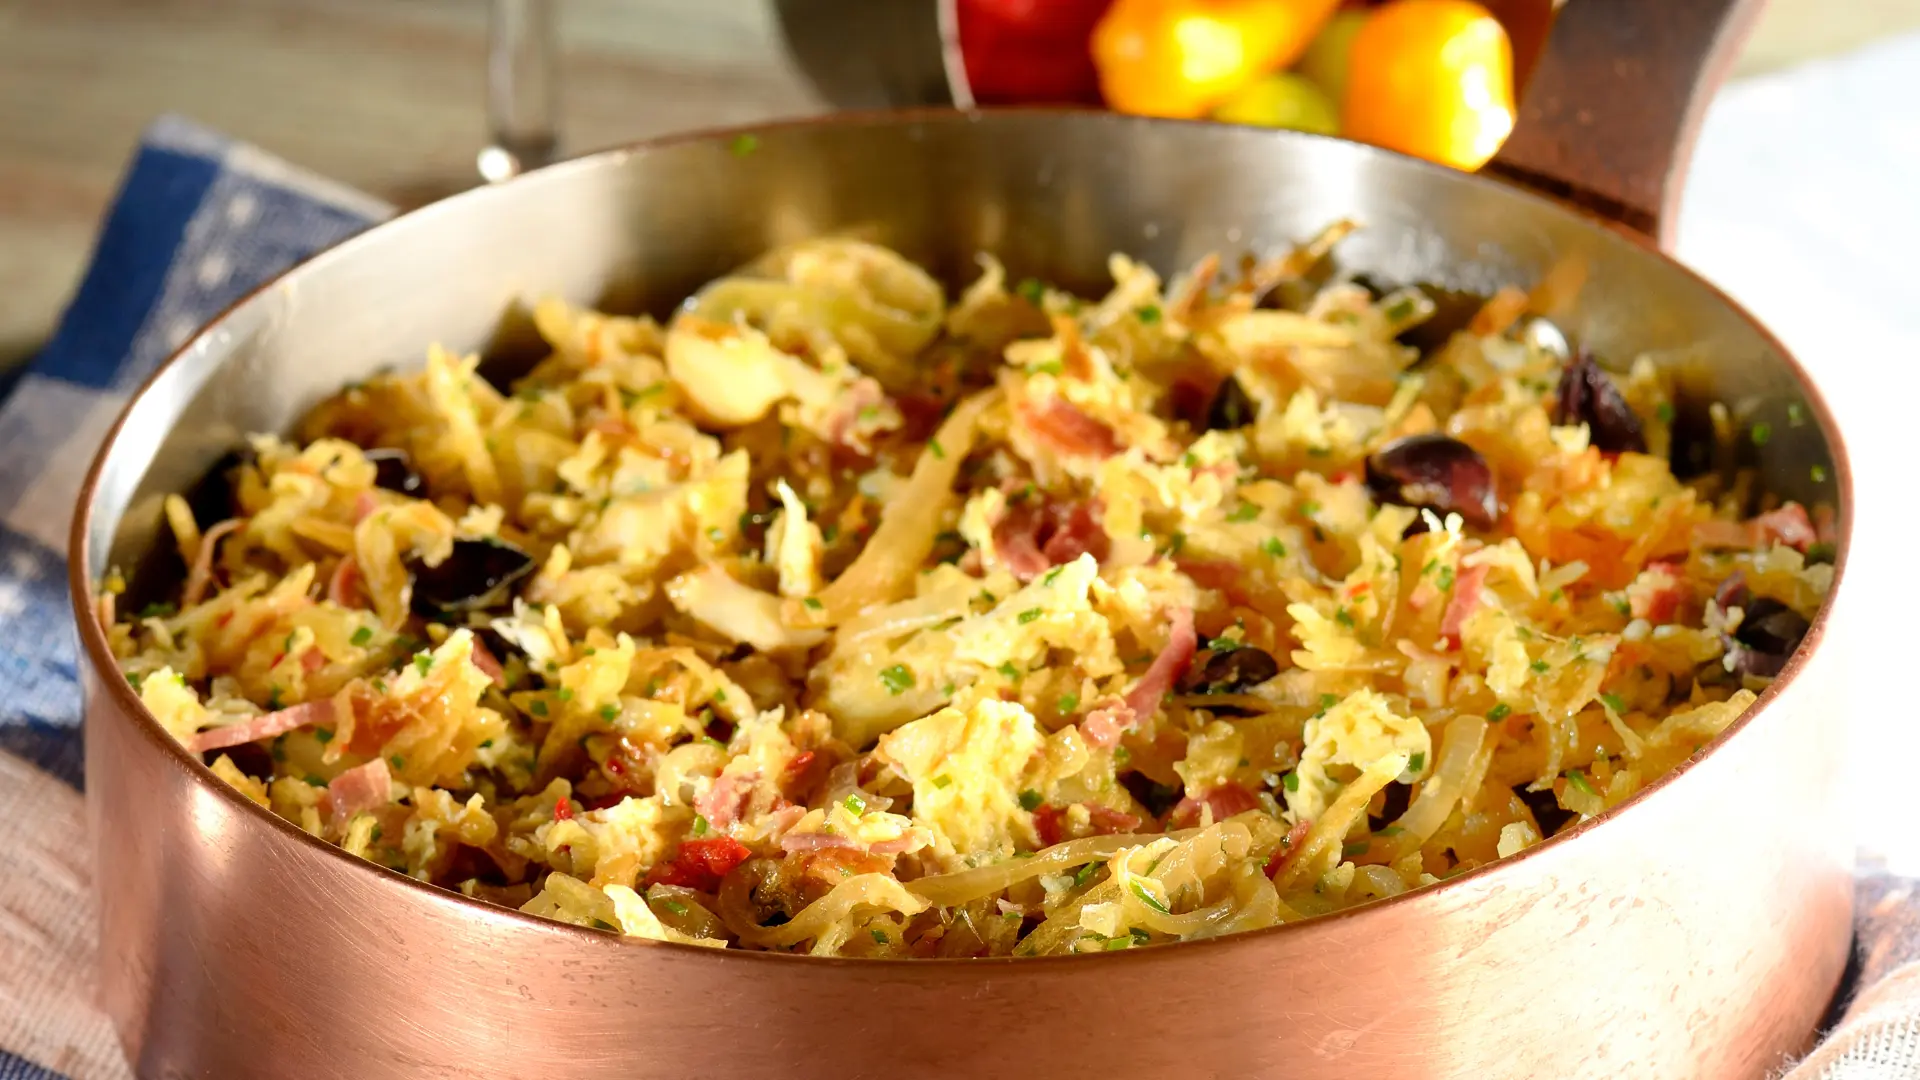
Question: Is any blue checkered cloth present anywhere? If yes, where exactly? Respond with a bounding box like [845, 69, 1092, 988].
[0, 116, 388, 1080]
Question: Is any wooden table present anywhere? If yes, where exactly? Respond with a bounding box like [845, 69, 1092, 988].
[3, 0, 1917, 373]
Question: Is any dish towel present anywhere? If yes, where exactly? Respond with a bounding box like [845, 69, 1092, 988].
[0, 38, 1915, 1075]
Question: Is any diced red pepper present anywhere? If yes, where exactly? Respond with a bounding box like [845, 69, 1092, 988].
[646, 836, 753, 892]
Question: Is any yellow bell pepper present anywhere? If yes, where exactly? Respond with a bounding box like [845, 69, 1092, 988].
[1092, 0, 1343, 119]
[1340, 0, 1515, 171]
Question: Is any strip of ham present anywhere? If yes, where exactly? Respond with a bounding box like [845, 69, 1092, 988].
[190, 699, 335, 753]
[327, 557, 360, 607]
[1439, 563, 1489, 649]
[469, 635, 505, 685]
[1080, 607, 1197, 748]
[182, 517, 246, 606]
[1263, 817, 1315, 879]
[992, 498, 1109, 582]
[1019, 398, 1123, 459]
[1166, 783, 1262, 829]
[1033, 803, 1145, 847]
[1628, 562, 1684, 624]
[1754, 503, 1816, 551]
[694, 772, 756, 831]
[327, 757, 393, 832]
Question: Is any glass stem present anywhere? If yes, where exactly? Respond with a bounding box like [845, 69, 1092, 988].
[481, 0, 560, 182]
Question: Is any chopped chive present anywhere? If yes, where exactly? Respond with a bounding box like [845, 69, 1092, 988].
[266, 685, 283, 710]
[1383, 296, 1416, 322]
[1227, 503, 1259, 523]
[1334, 607, 1355, 628]
[1136, 304, 1162, 324]
[1016, 278, 1046, 306]
[932, 774, 953, 789]
[1261, 537, 1287, 558]
[1530, 659, 1551, 674]
[843, 793, 867, 815]
[315, 728, 334, 745]
[1750, 422, 1772, 447]
[1437, 566, 1455, 592]
[557, 687, 573, 701]
[414, 654, 432, 677]
[870, 929, 890, 944]
[1058, 692, 1080, 714]
[137, 601, 177, 619]
[599, 704, 619, 721]
[1026, 360, 1065, 377]
[692, 815, 710, 836]
[663, 899, 690, 917]
[928, 438, 945, 459]
[1407, 752, 1425, 773]
[1811, 464, 1828, 483]
[1282, 772, 1299, 792]
[803, 596, 824, 610]
[389, 755, 405, 769]
[1073, 862, 1100, 887]
[1128, 880, 1171, 914]
[1788, 402, 1807, 426]
[350, 626, 374, 647]
[1018, 789, 1043, 811]
[1565, 769, 1598, 798]
[1342, 841, 1369, 858]
[531, 699, 549, 717]
[1041, 565, 1065, 587]
[303, 773, 325, 787]
[997, 661, 1021, 681]
[1319, 692, 1340, 710]
[1599, 692, 1626, 713]
[879, 664, 914, 695]
[1017, 608, 1043, 625]
[1487, 703, 1512, 722]
[591, 918, 618, 931]
[729, 133, 759, 156]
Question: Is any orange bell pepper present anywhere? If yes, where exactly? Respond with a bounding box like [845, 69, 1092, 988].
[1092, 0, 1343, 119]
[1340, 0, 1516, 171]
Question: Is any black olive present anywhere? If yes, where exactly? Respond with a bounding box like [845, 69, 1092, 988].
[1180, 644, 1281, 695]
[183, 447, 254, 528]
[1516, 783, 1575, 837]
[408, 539, 536, 619]
[1369, 781, 1413, 831]
[1553, 351, 1647, 454]
[1205, 375, 1257, 431]
[1365, 433, 1498, 530]
[1120, 772, 1185, 819]
[365, 447, 425, 496]
[1719, 595, 1811, 679]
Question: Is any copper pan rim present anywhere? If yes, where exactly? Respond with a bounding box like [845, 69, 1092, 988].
[67, 106, 1857, 970]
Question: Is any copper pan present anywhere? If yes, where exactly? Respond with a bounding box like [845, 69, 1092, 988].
[70, 0, 1855, 1075]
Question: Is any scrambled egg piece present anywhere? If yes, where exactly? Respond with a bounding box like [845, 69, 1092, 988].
[1287, 689, 1431, 823]
[876, 698, 1044, 866]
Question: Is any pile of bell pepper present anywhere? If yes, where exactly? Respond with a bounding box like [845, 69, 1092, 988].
[957, 0, 1518, 172]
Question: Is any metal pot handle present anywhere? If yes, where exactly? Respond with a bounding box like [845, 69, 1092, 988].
[1487, 0, 1764, 248]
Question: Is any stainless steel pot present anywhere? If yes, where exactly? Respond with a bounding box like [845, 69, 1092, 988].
[71, 3, 1852, 1076]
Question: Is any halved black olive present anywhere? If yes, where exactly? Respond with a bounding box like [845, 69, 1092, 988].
[1553, 351, 1647, 454]
[1180, 644, 1281, 695]
[1205, 375, 1257, 431]
[1368, 781, 1413, 831]
[1120, 772, 1186, 819]
[1516, 783, 1575, 837]
[1365, 434, 1498, 530]
[184, 447, 255, 528]
[1718, 595, 1811, 678]
[365, 447, 425, 496]
[408, 539, 536, 619]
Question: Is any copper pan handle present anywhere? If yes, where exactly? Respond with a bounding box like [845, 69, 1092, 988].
[1486, 0, 1766, 249]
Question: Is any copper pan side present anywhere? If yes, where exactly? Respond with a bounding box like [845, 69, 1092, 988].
[72, 109, 1852, 1079]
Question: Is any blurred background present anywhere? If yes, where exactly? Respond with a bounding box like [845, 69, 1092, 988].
[2, 0, 1918, 377]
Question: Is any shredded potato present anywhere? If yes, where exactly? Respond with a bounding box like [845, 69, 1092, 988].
[115, 228, 1832, 957]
